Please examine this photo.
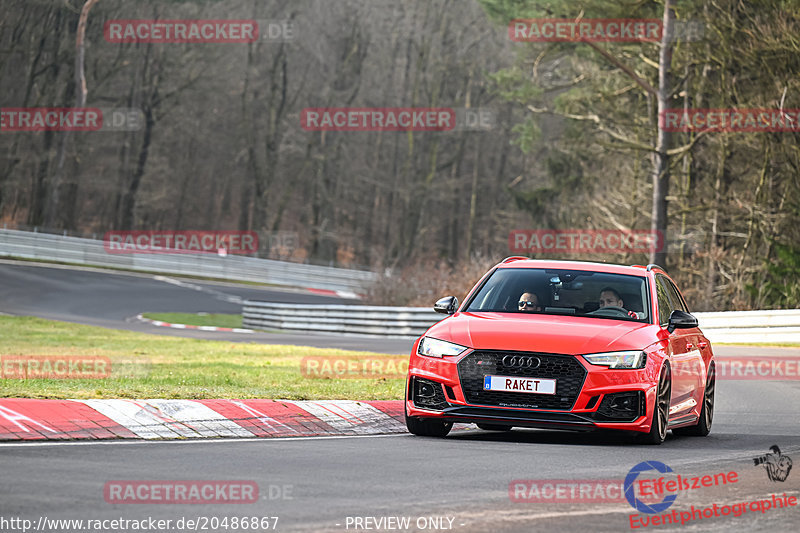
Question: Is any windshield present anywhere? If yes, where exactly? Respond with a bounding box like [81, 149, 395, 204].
[465, 268, 650, 323]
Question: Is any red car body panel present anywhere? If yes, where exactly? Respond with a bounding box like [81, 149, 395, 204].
[405, 259, 714, 435]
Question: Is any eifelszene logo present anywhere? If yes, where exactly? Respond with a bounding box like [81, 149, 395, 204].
[753, 445, 793, 482]
[625, 461, 677, 514]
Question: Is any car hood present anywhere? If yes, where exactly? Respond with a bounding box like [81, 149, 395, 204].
[425, 312, 658, 354]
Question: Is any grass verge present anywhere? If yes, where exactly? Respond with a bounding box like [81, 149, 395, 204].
[0, 316, 405, 400]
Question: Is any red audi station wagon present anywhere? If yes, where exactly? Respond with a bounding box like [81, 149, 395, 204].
[405, 258, 715, 444]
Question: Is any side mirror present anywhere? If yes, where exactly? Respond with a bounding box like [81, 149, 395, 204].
[434, 296, 459, 315]
[667, 309, 698, 333]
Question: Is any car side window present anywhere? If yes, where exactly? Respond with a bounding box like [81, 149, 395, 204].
[665, 279, 688, 313]
[655, 276, 673, 326]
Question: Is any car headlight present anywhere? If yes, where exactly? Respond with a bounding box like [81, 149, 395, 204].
[417, 337, 468, 358]
[582, 351, 646, 369]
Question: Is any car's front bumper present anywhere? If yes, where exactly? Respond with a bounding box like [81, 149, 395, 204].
[405, 346, 660, 434]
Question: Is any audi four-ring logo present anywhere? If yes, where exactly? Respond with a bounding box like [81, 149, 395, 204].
[502, 355, 541, 368]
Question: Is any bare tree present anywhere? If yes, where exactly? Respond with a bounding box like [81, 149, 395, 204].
[44, 0, 100, 228]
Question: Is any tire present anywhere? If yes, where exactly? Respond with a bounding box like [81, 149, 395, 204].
[406, 415, 453, 437]
[476, 423, 513, 431]
[673, 362, 714, 437]
[637, 363, 671, 445]
[404, 395, 452, 437]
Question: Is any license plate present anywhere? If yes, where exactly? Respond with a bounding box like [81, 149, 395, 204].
[483, 375, 556, 395]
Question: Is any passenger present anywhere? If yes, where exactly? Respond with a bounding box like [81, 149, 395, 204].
[518, 292, 542, 312]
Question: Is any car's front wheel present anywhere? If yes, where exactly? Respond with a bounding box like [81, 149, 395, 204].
[404, 398, 452, 437]
[638, 363, 671, 445]
[406, 414, 453, 437]
[673, 362, 714, 437]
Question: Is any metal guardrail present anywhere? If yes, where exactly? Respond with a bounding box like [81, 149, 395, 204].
[0, 228, 376, 294]
[242, 301, 441, 338]
[243, 301, 800, 343]
[693, 309, 800, 344]
[4, 226, 796, 343]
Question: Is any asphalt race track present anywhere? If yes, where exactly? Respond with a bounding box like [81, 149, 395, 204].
[0, 260, 412, 353]
[1, 378, 799, 532]
[2, 261, 800, 531]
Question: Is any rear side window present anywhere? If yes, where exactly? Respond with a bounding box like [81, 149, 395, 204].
[655, 276, 673, 325]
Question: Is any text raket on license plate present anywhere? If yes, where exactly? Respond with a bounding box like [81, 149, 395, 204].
[483, 375, 556, 395]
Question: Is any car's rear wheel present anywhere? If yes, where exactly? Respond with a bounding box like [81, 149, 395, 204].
[476, 423, 513, 431]
[638, 363, 671, 445]
[673, 362, 714, 437]
[404, 395, 452, 437]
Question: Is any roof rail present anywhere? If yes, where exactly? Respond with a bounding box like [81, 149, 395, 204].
[502, 256, 528, 263]
[646, 263, 666, 272]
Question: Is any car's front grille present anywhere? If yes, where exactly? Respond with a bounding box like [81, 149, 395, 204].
[458, 350, 587, 410]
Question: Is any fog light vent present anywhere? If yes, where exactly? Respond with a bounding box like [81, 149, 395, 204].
[412, 378, 449, 411]
[593, 391, 644, 422]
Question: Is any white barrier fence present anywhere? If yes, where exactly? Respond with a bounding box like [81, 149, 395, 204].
[243, 301, 800, 343]
[3, 227, 795, 343]
[242, 301, 441, 338]
[0, 228, 376, 293]
[692, 309, 800, 344]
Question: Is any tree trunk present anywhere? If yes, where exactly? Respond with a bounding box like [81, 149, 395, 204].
[118, 107, 154, 229]
[650, 0, 675, 266]
[43, 0, 100, 228]
[465, 138, 481, 259]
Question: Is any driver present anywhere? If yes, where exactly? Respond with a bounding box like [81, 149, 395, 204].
[599, 287, 638, 319]
[599, 287, 625, 309]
